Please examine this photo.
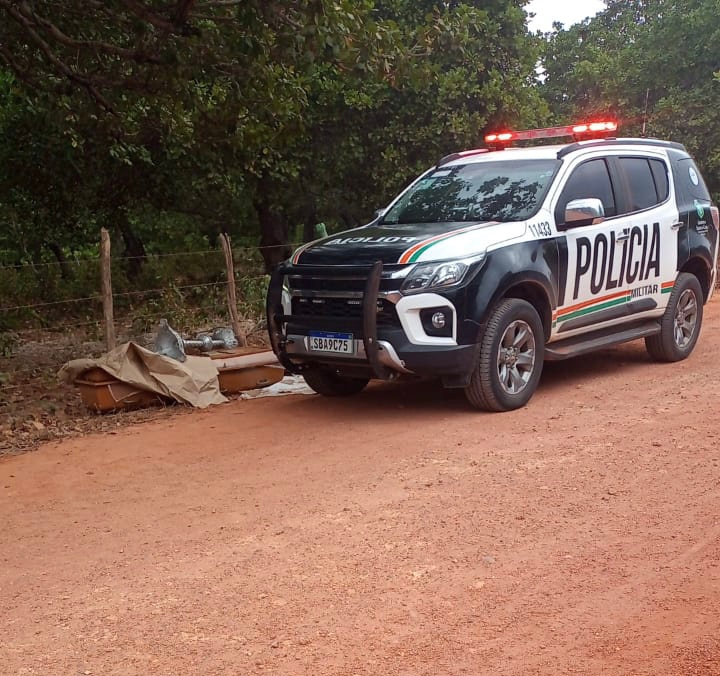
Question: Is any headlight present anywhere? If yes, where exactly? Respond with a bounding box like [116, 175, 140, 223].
[400, 254, 485, 294]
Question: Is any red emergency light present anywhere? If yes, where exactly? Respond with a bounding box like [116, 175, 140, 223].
[484, 120, 618, 148]
[485, 132, 514, 143]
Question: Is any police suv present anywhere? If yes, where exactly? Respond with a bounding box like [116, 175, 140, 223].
[267, 121, 719, 411]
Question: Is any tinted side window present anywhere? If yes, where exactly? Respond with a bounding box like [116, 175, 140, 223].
[649, 159, 669, 202]
[618, 157, 658, 211]
[677, 158, 712, 201]
[558, 158, 616, 223]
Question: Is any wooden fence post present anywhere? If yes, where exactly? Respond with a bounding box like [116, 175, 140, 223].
[100, 227, 116, 351]
[218, 233, 247, 347]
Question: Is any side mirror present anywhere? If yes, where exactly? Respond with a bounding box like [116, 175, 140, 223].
[374, 207, 387, 220]
[563, 198, 605, 227]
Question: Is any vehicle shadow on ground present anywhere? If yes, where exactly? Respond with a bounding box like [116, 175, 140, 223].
[538, 341, 653, 394]
[284, 377, 469, 419]
[278, 342, 656, 418]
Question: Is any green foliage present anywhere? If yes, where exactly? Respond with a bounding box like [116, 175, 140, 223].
[539, 0, 720, 199]
[127, 283, 229, 338]
[269, 1, 547, 234]
[0, 1, 544, 270]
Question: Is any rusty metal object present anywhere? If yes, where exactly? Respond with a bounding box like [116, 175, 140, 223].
[154, 319, 239, 362]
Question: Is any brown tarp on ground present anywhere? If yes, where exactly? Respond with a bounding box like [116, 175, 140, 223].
[58, 342, 227, 408]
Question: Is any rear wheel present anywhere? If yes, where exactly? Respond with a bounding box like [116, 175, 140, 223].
[645, 272, 703, 362]
[465, 299, 545, 412]
[302, 369, 370, 397]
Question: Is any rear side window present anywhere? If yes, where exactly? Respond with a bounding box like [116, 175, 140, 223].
[617, 157, 663, 211]
[649, 159, 670, 202]
[557, 158, 617, 223]
[677, 158, 711, 201]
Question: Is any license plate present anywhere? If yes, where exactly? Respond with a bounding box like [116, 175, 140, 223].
[308, 331, 355, 355]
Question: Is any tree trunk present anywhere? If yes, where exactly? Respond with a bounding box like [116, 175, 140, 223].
[46, 242, 71, 279]
[118, 214, 146, 279]
[302, 204, 319, 243]
[302, 220, 315, 243]
[255, 178, 291, 273]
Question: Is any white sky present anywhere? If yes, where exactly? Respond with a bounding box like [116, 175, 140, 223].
[526, 0, 606, 33]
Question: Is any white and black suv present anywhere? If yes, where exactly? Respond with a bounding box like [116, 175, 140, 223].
[267, 121, 719, 411]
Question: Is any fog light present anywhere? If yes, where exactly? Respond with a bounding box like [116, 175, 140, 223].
[431, 312, 446, 329]
[420, 306, 453, 337]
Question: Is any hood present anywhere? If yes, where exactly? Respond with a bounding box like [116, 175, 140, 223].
[291, 221, 499, 266]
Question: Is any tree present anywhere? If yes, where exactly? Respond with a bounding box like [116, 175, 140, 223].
[539, 0, 720, 197]
[269, 0, 547, 245]
[0, 1, 547, 274]
[0, 1, 405, 269]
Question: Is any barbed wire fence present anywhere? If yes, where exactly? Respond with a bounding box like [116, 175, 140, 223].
[0, 230, 290, 427]
[0, 234, 286, 339]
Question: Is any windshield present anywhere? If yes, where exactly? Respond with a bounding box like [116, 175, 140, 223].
[381, 159, 560, 224]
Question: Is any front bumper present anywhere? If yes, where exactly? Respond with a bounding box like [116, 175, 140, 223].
[266, 261, 477, 385]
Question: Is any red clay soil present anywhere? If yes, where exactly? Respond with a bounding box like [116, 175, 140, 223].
[2, 299, 720, 675]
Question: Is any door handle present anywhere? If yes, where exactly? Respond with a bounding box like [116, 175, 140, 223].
[615, 232, 629, 242]
[671, 222, 683, 230]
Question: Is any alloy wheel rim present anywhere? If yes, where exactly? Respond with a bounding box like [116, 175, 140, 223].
[673, 289, 698, 348]
[496, 319, 536, 395]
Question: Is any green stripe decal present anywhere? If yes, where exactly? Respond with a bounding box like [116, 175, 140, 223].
[408, 241, 442, 263]
[558, 295, 630, 322]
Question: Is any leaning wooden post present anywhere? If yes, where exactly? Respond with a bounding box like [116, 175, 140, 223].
[219, 233, 247, 347]
[100, 227, 116, 351]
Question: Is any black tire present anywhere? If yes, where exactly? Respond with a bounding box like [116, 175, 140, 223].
[645, 272, 703, 362]
[302, 369, 370, 397]
[464, 299, 545, 412]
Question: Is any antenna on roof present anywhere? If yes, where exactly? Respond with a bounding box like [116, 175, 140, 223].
[642, 89, 650, 137]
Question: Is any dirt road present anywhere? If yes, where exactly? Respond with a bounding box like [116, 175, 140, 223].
[2, 299, 720, 675]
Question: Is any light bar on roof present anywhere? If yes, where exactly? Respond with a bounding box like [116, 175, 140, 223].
[484, 120, 618, 146]
[572, 121, 618, 134]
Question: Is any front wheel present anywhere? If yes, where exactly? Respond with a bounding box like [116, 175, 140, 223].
[645, 272, 703, 362]
[465, 299, 545, 412]
[302, 369, 370, 397]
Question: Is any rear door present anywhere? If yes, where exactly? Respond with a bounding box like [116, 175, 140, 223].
[610, 154, 679, 312]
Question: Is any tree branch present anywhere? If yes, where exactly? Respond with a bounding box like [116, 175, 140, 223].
[192, 13, 236, 22]
[0, 0, 115, 112]
[118, 0, 194, 35]
[16, 0, 163, 65]
[197, 0, 244, 6]
[174, 0, 197, 24]
[0, 45, 41, 90]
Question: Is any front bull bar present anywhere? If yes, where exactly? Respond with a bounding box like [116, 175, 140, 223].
[266, 260, 391, 380]
[266, 265, 300, 373]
